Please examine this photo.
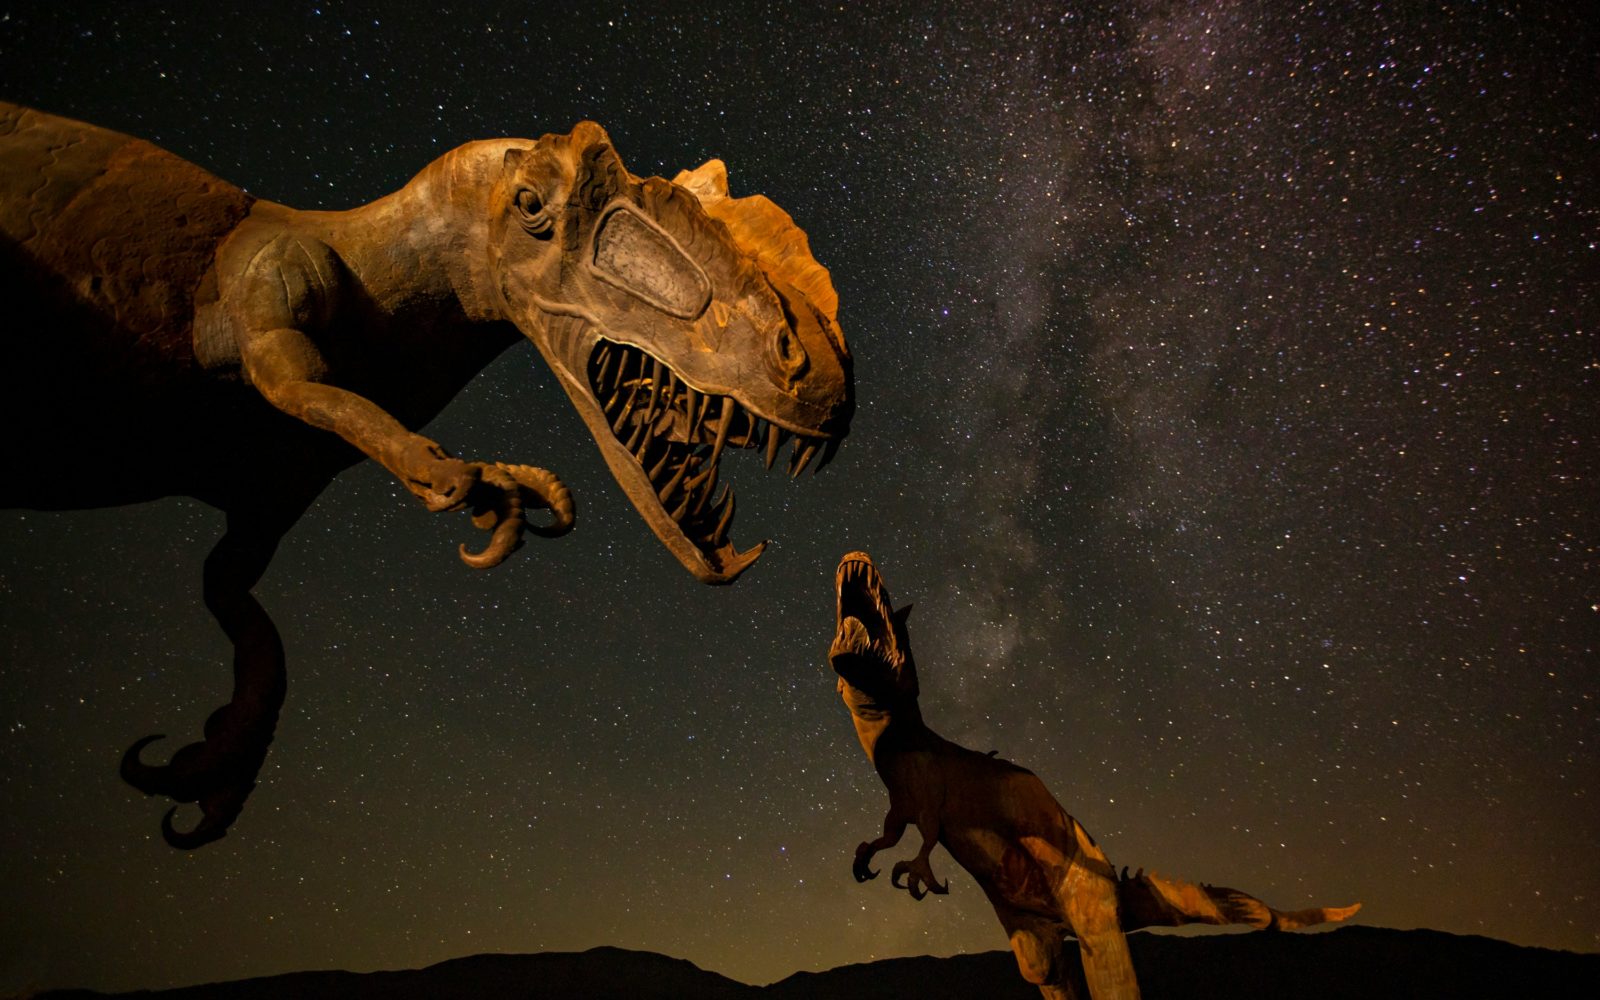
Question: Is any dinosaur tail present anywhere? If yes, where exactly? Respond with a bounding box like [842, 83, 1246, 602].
[1116, 867, 1361, 932]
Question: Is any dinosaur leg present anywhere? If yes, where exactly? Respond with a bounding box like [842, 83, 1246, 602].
[120, 500, 306, 848]
[1057, 865, 1141, 1000]
[1023, 819, 1140, 1000]
[995, 906, 1087, 1000]
[1116, 868, 1362, 931]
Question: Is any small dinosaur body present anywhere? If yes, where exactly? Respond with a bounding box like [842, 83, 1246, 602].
[0, 101, 851, 846]
[828, 552, 1359, 1000]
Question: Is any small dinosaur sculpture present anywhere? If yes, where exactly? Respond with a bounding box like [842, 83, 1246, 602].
[828, 552, 1359, 1000]
[0, 101, 851, 847]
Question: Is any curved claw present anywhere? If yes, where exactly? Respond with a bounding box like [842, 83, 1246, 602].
[853, 842, 880, 882]
[458, 464, 575, 569]
[890, 859, 948, 901]
[119, 733, 169, 794]
[119, 711, 272, 848]
[160, 805, 230, 850]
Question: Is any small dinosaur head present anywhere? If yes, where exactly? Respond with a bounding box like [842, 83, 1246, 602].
[489, 122, 853, 583]
[831, 551, 918, 706]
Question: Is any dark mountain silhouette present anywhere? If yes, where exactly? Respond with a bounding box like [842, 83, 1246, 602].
[26, 927, 1598, 1000]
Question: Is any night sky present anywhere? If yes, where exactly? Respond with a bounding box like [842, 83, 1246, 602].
[1, 2, 1595, 993]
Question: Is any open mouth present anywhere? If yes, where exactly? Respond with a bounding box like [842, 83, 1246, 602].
[586, 336, 835, 579]
[833, 552, 899, 667]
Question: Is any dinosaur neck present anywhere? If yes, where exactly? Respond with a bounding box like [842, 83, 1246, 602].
[308, 140, 511, 325]
[844, 689, 930, 767]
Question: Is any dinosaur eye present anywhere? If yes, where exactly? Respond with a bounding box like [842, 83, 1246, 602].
[590, 203, 711, 319]
[515, 188, 552, 236]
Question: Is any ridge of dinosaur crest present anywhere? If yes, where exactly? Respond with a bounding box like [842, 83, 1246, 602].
[673, 158, 845, 356]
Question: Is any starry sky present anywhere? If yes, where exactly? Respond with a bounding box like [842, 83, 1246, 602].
[1, 1, 1594, 993]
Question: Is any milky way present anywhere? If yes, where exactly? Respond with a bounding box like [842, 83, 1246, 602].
[1, 2, 1594, 992]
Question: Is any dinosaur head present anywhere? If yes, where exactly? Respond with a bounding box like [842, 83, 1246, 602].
[831, 551, 919, 707]
[488, 122, 853, 583]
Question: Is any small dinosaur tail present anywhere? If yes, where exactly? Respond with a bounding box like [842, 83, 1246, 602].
[1116, 867, 1361, 932]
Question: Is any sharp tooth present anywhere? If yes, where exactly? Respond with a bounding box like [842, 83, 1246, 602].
[659, 453, 694, 502]
[690, 461, 719, 514]
[631, 421, 655, 460]
[686, 387, 706, 440]
[786, 436, 806, 477]
[612, 373, 643, 434]
[648, 447, 673, 482]
[710, 396, 734, 470]
[670, 488, 693, 522]
[646, 358, 665, 423]
[594, 344, 615, 393]
[626, 408, 651, 451]
[817, 437, 840, 471]
[791, 438, 819, 478]
[711, 486, 735, 543]
[765, 423, 787, 470]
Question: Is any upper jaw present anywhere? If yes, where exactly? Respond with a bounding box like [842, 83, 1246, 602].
[535, 312, 843, 584]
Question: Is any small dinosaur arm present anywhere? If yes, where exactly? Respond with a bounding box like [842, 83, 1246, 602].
[0, 101, 851, 848]
[828, 553, 1359, 1000]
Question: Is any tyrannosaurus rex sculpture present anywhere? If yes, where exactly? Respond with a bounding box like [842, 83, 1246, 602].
[0, 101, 852, 847]
[829, 552, 1359, 1000]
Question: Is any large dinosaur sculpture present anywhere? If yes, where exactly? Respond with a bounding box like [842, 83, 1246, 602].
[828, 552, 1359, 1000]
[0, 101, 852, 848]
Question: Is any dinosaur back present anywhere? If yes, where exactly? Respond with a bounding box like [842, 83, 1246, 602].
[0, 101, 253, 364]
[1, 103, 272, 509]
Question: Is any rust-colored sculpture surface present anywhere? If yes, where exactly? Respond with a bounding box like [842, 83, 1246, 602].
[829, 552, 1359, 1000]
[0, 101, 851, 847]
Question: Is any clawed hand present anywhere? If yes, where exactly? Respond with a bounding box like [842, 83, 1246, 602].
[853, 841, 880, 882]
[891, 856, 949, 900]
[406, 439, 480, 513]
[458, 462, 575, 568]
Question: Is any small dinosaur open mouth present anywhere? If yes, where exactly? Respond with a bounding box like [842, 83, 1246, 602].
[833, 552, 901, 668]
[586, 336, 835, 579]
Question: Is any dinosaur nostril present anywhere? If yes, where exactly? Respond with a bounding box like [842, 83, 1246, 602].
[773, 325, 808, 380]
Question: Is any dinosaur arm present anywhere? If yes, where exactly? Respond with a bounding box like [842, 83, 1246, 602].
[890, 805, 950, 900]
[231, 234, 573, 564]
[241, 325, 477, 511]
